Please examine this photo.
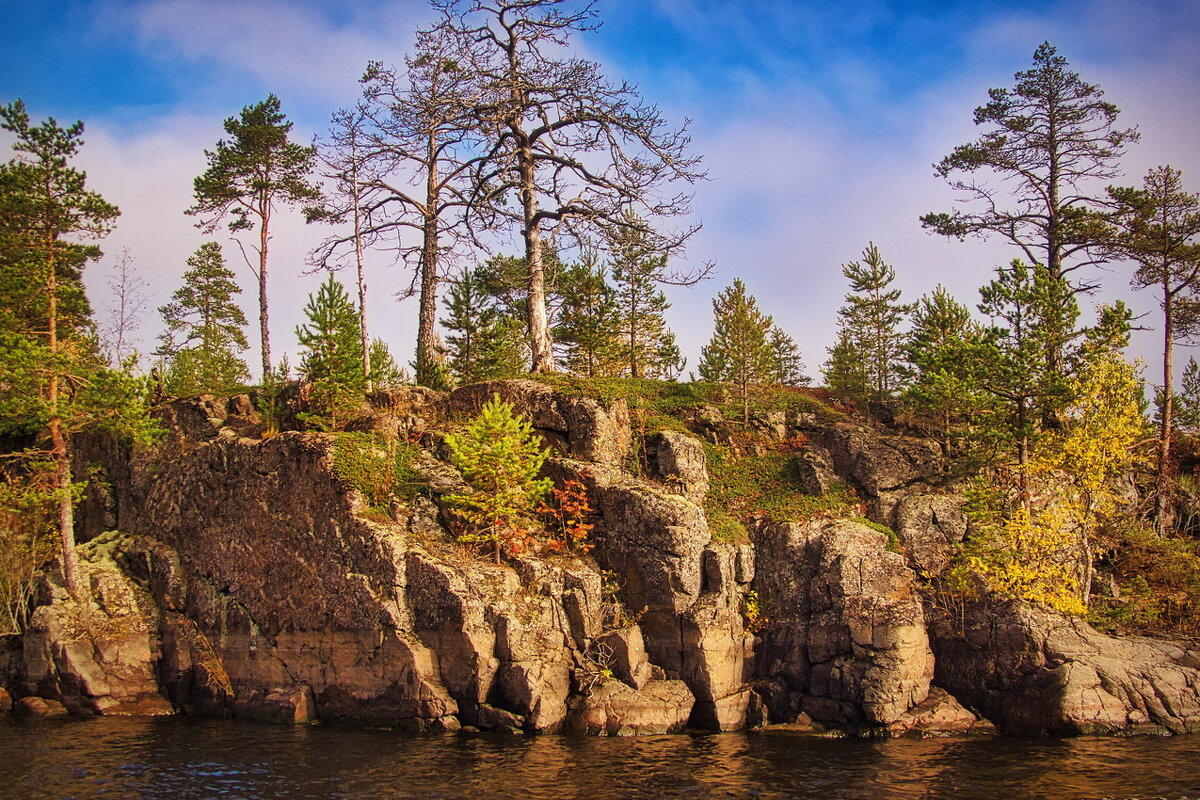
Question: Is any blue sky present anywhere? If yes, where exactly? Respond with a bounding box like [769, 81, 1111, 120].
[3, 0, 1199, 381]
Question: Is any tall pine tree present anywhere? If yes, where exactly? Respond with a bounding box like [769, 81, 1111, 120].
[188, 95, 319, 380]
[0, 100, 155, 598]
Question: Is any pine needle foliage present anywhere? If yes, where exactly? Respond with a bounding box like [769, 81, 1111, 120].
[444, 395, 553, 562]
[156, 241, 250, 396]
[296, 274, 365, 429]
[698, 279, 776, 425]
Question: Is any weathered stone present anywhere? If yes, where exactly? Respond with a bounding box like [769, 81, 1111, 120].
[584, 468, 711, 614]
[790, 449, 838, 496]
[476, 703, 525, 731]
[807, 424, 942, 504]
[447, 380, 631, 467]
[567, 679, 694, 735]
[21, 533, 175, 717]
[893, 492, 969, 575]
[652, 431, 709, 502]
[430, 714, 462, 732]
[236, 685, 316, 724]
[14, 696, 68, 716]
[753, 519, 934, 727]
[931, 597, 1200, 735]
[884, 687, 997, 737]
[594, 627, 655, 690]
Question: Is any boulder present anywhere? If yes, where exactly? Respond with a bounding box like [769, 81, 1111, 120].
[567, 679, 694, 735]
[22, 532, 175, 717]
[447, 380, 631, 467]
[790, 449, 838, 497]
[884, 687, 997, 737]
[594, 627, 655, 690]
[753, 519, 934, 727]
[931, 597, 1200, 735]
[892, 492, 969, 575]
[651, 431, 709, 502]
[14, 696, 68, 717]
[236, 685, 316, 724]
[807, 425, 942, 518]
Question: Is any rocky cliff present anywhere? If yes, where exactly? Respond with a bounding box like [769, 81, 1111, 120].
[5, 379, 1200, 736]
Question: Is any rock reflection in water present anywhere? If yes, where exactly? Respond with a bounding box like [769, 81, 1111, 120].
[2, 717, 1199, 800]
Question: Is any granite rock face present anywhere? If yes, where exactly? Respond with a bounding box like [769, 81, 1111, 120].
[9, 379, 1200, 737]
[931, 598, 1200, 735]
[753, 519, 934, 726]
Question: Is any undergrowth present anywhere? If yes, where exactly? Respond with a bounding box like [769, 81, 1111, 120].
[704, 447, 860, 534]
[331, 431, 423, 511]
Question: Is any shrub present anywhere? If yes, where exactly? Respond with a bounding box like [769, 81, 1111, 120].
[332, 432, 421, 510]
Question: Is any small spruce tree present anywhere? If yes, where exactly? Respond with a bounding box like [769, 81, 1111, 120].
[698, 279, 776, 425]
[296, 274, 364, 429]
[608, 219, 680, 378]
[554, 253, 622, 377]
[823, 243, 909, 403]
[156, 242, 250, 396]
[444, 395, 553, 562]
[441, 268, 525, 384]
[766, 325, 809, 386]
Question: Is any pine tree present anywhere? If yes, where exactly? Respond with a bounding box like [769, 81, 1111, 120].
[922, 42, 1138, 379]
[1109, 166, 1200, 533]
[698, 279, 776, 425]
[608, 220, 680, 378]
[555, 254, 622, 377]
[188, 95, 319, 380]
[975, 260, 1077, 470]
[823, 327, 870, 400]
[444, 395, 553, 563]
[904, 286, 993, 458]
[766, 326, 809, 386]
[296, 274, 365, 429]
[0, 100, 156, 598]
[824, 243, 909, 403]
[441, 268, 525, 384]
[368, 338, 409, 389]
[156, 242, 250, 396]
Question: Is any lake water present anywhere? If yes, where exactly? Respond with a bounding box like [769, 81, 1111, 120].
[2, 716, 1199, 799]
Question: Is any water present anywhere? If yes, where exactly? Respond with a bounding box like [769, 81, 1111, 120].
[2, 717, 1199, 800]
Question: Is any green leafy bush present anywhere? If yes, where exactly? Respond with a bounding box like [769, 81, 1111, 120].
[332, 432, 421, 509]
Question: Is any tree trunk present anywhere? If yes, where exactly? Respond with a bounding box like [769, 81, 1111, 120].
[258, 203, 272, 381]
[416, 137, 441, 385]
[351, 149, 371, 391]
[519, 141, 554, 373]
[45, 242, 79, 597]
[1157, 282, 1175, 536]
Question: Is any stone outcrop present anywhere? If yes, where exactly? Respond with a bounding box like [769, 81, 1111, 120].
[931, 598, 1200, 735]
[21, 532, 174, 717]
[567, 678, 695, 735]
[8, 378, 1200, 739]
[805, 424, 943, 519]
[753, 519, 934, 727]
[892, 491, 969, 575]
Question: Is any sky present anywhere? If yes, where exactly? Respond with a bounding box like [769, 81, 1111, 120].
[3, 0, 1199, 383]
